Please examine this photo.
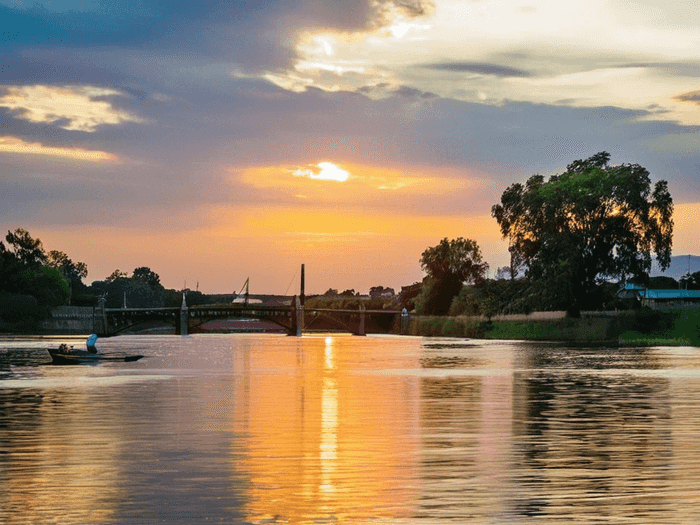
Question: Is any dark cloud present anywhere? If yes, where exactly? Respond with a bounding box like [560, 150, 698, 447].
[1, 0, 436, 76]
[675, 91, 700, 105]
[392, 86, 438, 99]
[422, 62, 531, 77]
[618, 62, 700, 77]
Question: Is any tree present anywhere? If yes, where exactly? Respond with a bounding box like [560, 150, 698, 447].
[105, 269, 128, 282]
[47, 250, 89, 304]
[418, 237, 488, 315]
[492, 152, 673, 316]
[648, 276, 679, 289]
[132, 266, 161, 289]
[5, 228, 47, 268]
[680, 271, 700, 290]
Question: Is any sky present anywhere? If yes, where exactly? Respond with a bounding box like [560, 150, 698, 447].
[1, 0, 699, 295]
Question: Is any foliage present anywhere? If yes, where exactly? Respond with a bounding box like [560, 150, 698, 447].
[0, 229, 82, 323]
[105, 269, 128, 282]
[418, 238, 488, 315]
[492, 152, 673, 316]
[680, 271, 700, 290]
[0, 293, 42, 324]
[369, 286, 395, 299]
[4, 228, 47, 268]
[305, 294, 400, 311]
[91, 267, 165, 308]
[46, 250, 89, 302]
[648, 276, 680, 289]
[133, 266, 161, 288]
[398, 281, 422, 311]
[618, 309, 700, 346]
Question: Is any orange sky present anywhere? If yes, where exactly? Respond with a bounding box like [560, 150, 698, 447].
[25, 159, 698, 295]
[2, 0, 699, 295]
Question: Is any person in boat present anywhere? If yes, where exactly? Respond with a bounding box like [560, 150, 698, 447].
[86, 333, 98, 353]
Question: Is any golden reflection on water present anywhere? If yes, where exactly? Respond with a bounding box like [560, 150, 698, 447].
[320, 337, 338, 497]
[233, 335, 421, 524]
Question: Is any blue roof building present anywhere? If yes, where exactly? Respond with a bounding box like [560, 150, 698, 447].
[619, 283, 700, 309]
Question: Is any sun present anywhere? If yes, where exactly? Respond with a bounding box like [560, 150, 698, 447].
[293, 162, 350, 182]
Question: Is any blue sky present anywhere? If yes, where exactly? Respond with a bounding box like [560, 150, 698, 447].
[1, 0, 698, 293]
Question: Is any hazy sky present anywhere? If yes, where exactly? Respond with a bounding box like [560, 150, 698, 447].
[1, 0, 698, 294]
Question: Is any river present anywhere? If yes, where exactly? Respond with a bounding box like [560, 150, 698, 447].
[1, 333, 700, 524]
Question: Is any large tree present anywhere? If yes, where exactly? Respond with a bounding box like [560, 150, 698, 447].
[491, 152, 673, 315]
[47, 250, 89, 303]
[418, 237, 488, 315]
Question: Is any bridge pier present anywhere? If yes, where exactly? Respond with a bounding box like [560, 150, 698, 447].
[292, 295, 304, 336]
[95, 297, 107, 336]
[358, 304, 366, 336]
[179, 292, 189, 336]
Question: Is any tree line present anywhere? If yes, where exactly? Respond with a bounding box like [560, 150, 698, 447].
[411, 152, 676, 317]
[0, 229, 210, 330]
[0, 152, 681, 326]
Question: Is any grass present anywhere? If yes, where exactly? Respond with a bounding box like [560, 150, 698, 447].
[617, 309, 700, 346]
[408, 309, 700, 346]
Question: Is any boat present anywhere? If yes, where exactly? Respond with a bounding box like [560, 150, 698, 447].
[48, 346, 144, 365]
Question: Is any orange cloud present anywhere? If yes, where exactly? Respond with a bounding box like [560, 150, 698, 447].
[236, 160, 481, 204]
[0, 136, 118, 162]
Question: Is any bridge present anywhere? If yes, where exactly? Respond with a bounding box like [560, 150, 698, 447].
[94, 265, 407, 336]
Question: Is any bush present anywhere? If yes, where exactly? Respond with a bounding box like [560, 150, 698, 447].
[0, 293, 43, 323]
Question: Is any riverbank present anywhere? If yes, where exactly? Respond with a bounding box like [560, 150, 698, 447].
[407, 309, 700, 346]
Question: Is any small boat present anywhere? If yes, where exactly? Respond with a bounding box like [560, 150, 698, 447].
[48, 346, 144, 365]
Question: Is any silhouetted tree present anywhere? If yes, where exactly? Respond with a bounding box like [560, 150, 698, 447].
[492, 152, 673, 316]
[417, 237, 488, 315]
[680, 271, 700, 290]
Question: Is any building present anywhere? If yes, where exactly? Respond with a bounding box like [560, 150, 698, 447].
[619, 283, 700, 310]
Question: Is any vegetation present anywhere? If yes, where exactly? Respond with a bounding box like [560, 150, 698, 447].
[618, 308, 700, 346]
[492, 152, 673, 316]
[0, 229, 79, 328]
[417, 237, 488, 315]
[680, 271, 700, 290]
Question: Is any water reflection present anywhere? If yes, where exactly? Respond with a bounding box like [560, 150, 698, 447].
[2, 336, 700, 523]
[233, 335, 421, 524]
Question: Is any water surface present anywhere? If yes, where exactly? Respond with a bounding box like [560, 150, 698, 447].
[2, 334, 700, 524]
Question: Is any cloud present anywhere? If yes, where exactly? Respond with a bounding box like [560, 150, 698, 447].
[0, 85, 143, 131]
[260, 0, 700, 125]
[0, 135, 118, 161]
[675, 91, 700, 106]
[422, 62, 531, 77]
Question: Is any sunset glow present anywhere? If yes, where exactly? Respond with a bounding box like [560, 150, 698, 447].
[1, 0, 698, 293]
[0, 136, 118, 162]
